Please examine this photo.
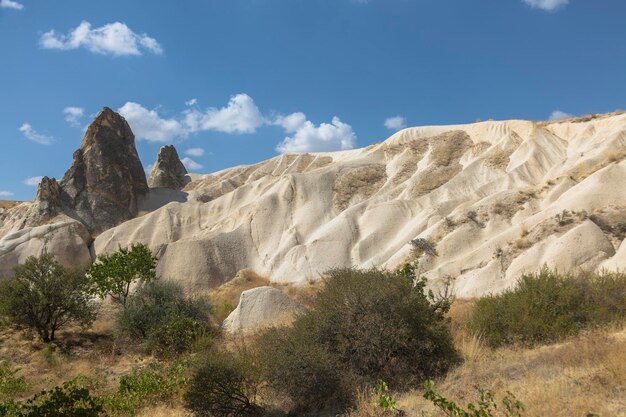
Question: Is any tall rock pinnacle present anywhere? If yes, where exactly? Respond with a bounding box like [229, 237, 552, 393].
[33, 107, 149, 234]
[148, 145, 189, 189]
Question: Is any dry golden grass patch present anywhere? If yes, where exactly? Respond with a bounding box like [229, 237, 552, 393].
[395, 317, 626, 417]
[0, 302, 149, 400]
[0, 200, 22, 210]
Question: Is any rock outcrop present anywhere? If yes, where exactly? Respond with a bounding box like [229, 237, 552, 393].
[56, 107, 148, 233]
[93, 112, 626, 295]
[3, 110, 626, 293]
[222, 286, 304, 334]
[0, 220, 92, 278]
[148, 145, 189, 189]
[30, 177, 63, 223]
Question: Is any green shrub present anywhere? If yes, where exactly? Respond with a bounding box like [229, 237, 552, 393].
[0, 361, 28, 402]
[106, 361, 188, 416]
[114, 280, 211, 355]
[1, 378, 104, 417]
[256, 267, 459, 412]
[184, 349, 263, 417]
[469, 268, 626, 347]
[0, 254, 97, 342]
[87, 243, 157, 308]
[422, 380, 525, 417]
[147, 315, 207, 358]
[257, 324, 345, 412]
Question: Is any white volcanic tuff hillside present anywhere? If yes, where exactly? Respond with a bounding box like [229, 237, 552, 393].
[93, 113, 626, 295]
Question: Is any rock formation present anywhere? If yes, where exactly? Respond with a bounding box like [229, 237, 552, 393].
[148, 145, 189, 189]
[2, 110, 626, 293]
[29, 176, 62, 223]
[57, 107, 148, 233]
[222, 286, 304, 334]
[94, 112, 626, 295]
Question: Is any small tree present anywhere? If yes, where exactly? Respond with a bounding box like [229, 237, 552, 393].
[185, 350, 263, 417]
[87, 243, 157, 308]
[0, 254, 97, 342]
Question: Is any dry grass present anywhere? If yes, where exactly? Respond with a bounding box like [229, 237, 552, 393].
[0, 200, 22, 210]
[514, 237, 532, 250]
[344, 297, 626, 417]
[398, 327, 626, 417]
[136, 405, 187, 417]
[0, 302, 149, 400]
[333, 164, 387, 212]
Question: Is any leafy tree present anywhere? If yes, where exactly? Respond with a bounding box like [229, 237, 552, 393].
[87, 244, 157, 308]
[1, 379, 105, 417]
[0, 254, 97, 342]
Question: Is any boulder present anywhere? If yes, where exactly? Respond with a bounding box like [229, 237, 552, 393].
[148, 145, 189, 189]
[222, 286, 304, 334]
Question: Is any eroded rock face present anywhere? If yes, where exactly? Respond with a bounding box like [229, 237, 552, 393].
[148, 145, 189, 189]
[0, 220, 92, 278]
[56, 107, 148, 233]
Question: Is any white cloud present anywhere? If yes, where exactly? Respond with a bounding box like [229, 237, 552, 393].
[115, 95, 357, 154]
[522, 0, 569, 11]
[184, 94, 264, 134]
[184, 148, 205, 157]
[549, 110, 574, 120]
[181, 157, 203, 171]
[40, 21, 163, 56]
[144, 164, 154, 174]
[274, 112, 307, 133]
[118, 102, 184, 142]
[63, 106, 85, 127]
[276, 116, 356, 153]
[19, 123, 54, 145]
[0, 191, 14, 197]
[0, 0, 23, 10]
[384, 116, 407, 131]
[24, 176, 44, 186]
[185, 98, 198, 106]
[119, 94, 264, 142]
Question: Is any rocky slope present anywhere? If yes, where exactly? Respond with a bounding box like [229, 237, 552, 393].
[2, 109, 625, 295]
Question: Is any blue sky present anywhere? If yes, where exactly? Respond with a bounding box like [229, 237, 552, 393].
[1, 0, 625, 201]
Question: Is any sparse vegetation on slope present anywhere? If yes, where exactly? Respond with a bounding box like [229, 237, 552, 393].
[468, 268, 626, 347]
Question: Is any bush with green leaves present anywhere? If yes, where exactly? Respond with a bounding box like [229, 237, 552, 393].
[374, 380, 398, 413]
[0, 361, 28, 403]
[422, 380, 525, 417]
[0, 254, 97, 342]
[106, 361, 188, 416]
[114, 280, 211, 355]
[256, 266, 459, 412]
[1, 378, 104, 417]
[184, 349, 263, 417]
[468, 268, 626, 347]
[87, 243, 157, 308]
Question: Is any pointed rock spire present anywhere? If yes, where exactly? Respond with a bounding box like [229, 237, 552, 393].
[148, 145, 189, 190]
[52, 107, 149, 233]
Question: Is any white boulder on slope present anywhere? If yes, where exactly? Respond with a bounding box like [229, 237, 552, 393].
[222, 286, 304, 334]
